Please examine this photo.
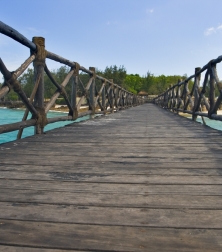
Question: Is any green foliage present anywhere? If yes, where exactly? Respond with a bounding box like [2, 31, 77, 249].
[139, 72, 184, 95]
[18, 68, 34, 97]
[18, 66, 72, 99]
[5, 90, 19, 101]
[100, 65, 127, 86]
[56, 98, 66, 105]
[124, 74, 142, 94]
[3, 64, 190, 103]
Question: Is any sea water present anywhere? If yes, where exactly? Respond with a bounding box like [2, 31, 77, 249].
[0, 107, 92, 144]
[195, 116, 222, 131]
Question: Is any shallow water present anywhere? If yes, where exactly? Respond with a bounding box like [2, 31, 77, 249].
[0, 108, 91, 144]
[189, 116, 222, 131]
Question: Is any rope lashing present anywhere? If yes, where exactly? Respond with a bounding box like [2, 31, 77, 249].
[32, 37, 47, 67]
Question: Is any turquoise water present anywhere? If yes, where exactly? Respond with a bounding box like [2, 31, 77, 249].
[0, 108, 91, 144]
[190, 116, 222, 131]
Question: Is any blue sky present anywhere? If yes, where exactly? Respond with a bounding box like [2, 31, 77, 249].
[1, 0, 222, 82]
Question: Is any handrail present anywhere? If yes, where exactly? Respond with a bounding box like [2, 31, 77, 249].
[0, 21, 144, 139]
[153, 56, 222, 123]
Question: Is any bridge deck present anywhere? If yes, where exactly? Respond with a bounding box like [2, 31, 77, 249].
[0, 103, 222, 251]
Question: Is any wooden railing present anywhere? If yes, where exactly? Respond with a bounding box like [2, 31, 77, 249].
[0, 21, 144, 139]
[153, 56, 222, 123]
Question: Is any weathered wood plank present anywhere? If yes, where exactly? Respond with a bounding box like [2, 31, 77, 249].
[0, 220, 221, 251]
[0, 180, 221, 195]
[0, 202, 222, 229]
[0, 246, 82, 252]
[0, 189, 222, 209]
[0, 171, 222, 184]
[0, 104, 222, 251]
[0, 165, 221, 176]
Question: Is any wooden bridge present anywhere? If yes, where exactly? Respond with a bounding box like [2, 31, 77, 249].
[1, 21, 222, 251]
[0, 103, 222, 251]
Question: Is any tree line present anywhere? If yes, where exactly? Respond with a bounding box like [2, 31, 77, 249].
[1, 64, 215, 101]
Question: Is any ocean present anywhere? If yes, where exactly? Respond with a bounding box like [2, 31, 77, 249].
[195, 116, 222, 131]
[0, 107, 91, 144]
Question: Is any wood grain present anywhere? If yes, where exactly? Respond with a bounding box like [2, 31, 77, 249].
[0, 103, 222, 251]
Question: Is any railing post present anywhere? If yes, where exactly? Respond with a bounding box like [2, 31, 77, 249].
[209, 64, 216, 117]
[169, 85, 173, 110]
[122, 91, 126, 108]
[32, 37, 47, 134]
[164, 88, 169, 108]
[71, 62, 80, 119]
[101, 80, 106, 112]
[120, 89, 124, 109]
[89, 67, 95, 114]
[109, 79, 114, 112]
[115, 86, 119, 110]
[172, 85, 176, 112]
[192, 67, 201, 121]
[176, 79, 182, 113]
[183, 80, 190, 111]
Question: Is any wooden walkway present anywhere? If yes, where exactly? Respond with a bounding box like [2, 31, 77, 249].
[0, 103, 222, 251]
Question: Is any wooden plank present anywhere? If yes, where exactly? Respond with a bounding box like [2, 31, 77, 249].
[1, 165, 221, 176]
[1, 103, 222, 251]
[1, 156, 222, 165]
[2, 149, 222, 158]
[0, 189, 222, 209]
[0, 220, 221, 251]
[0, 202, 222, 229]
[0, 171, 222, 184]
[0, 180, 221, 195]
[0, 246, 83, 252]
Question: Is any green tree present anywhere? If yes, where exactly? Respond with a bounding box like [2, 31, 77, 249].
[124, 74, 142, 93]
[18, 68, 34, 97]
[102, 65, 127, 86]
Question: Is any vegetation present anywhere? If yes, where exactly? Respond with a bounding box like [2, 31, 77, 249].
[0, 65, 195, 101]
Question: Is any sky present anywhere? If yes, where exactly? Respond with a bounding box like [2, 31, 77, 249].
[1, 0, 222, 83]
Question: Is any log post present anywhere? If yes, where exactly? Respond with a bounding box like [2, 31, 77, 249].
[183, 81, 189, 110]
[169, 85, 173, 110]
[122, 91, 125, 108]
[89, 67, 95, 114]
[115, 86, 119, 110]
[164, 88, 169, 108]
[176, 79, 182, 113]
[32, 37, 47, 134]
[209, 64, 216, 117]
[71, 62, 80, 119]
[101, 80, 106, 112]
[192, 67, 201, 121]
[118, 90, 122, 109]
[109, 79, 114, 112]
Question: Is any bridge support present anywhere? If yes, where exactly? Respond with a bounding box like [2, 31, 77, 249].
[89, 67, 95, 114]
[192, 67, 201, 121]
[32, 36, 47, 134]
[109, 79, 114, 112]
[71, 62, 80, 120]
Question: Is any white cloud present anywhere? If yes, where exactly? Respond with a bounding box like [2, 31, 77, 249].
[106, 21, 118, 26]
[204, 27, 216, 36]
[146, 8, 154, 14]
[204, 25, 222, 36]
[217, 25, 222, 30]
